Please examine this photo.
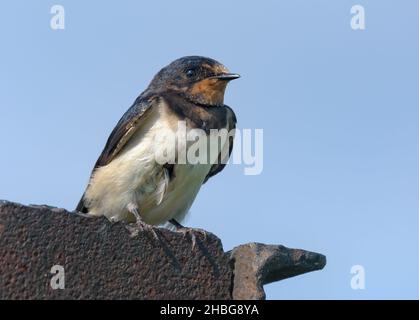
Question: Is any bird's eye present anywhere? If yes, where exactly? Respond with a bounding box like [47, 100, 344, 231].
[186, 69, 196, 78]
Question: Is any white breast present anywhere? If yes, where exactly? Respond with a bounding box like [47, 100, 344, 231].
[84, 99, 219, 225]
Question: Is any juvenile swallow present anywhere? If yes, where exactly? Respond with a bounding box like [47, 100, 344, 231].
[76, 56, 239, 240]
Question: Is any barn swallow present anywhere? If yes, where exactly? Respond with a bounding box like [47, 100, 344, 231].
[76, 56, 239, 242]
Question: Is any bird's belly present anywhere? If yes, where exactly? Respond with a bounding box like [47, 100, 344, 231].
[140, 163, 211, 225]
[87, 130, 213, 224]
[85, 101, 221, 225]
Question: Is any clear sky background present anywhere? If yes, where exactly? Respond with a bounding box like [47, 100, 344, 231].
[1, 1, 418, 299]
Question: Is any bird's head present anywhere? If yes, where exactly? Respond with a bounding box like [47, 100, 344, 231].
[148, 56, 240, 107]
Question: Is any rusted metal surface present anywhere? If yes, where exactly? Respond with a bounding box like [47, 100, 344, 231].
[230, 243, 326, 299]
[0, 201, 232, 299]
[0, 201, 326, 300]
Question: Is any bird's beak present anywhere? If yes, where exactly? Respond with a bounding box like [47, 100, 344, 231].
[212, 73, 241, 81]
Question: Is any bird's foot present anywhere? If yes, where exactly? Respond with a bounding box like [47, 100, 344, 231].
[176, 227, 208, 250]
[126, 219, 160, 240]
[125, 204, 160, 240]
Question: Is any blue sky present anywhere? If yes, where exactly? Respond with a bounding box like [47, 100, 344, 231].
[1, 1, 418, 299]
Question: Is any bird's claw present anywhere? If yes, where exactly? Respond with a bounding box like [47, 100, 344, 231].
[176, 227, 208, 250]
[126, 220, 160, 240]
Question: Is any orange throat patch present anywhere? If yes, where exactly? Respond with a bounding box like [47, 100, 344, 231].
[187, 78, 228, 106]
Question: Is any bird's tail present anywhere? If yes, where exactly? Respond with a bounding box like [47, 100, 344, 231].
[75, 194, 88, 213]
